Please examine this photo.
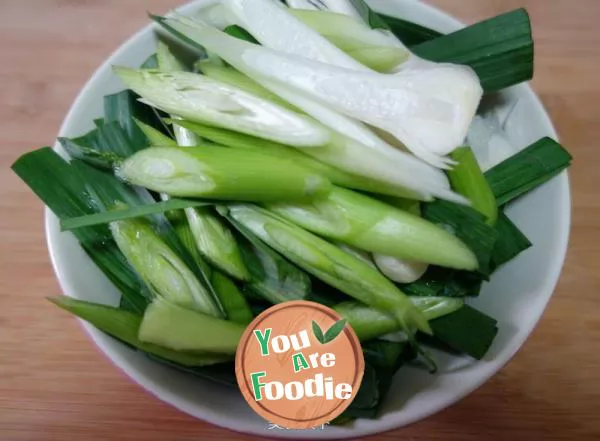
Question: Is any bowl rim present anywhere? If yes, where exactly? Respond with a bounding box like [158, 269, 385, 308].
[44, 0, 572, 439]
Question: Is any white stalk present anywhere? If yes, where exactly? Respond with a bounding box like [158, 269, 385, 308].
[114, 67, 330, 148]
[220, 0, 481, 167]
[160, 17, 469, 203]
[373, 254, 428, 284]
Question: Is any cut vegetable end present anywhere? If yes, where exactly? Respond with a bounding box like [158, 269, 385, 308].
[449, 146, 498, 225]
[118, 146, 332, 201]
[139, 298, 244, 354]
[48, 297, 230, 367]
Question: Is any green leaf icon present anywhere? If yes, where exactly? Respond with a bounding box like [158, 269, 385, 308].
[312, 320, 325, 344]
[323, 319, 347, 343]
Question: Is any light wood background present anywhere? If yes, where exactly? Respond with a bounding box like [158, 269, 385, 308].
[1, 0, 598, 440]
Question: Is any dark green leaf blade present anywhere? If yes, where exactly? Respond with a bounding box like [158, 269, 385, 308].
[484, 137, 572, 206]
[381, 14, 442, 46]
[104, 88, 172, 149]
[323, 319, 347, 343]
[224, 25, 258, 43]
[411, 8, 534, 92]
[399, 266, 483, 298]
[141, 53, 159, 69]
[425, 305, 498, 360]
[226, 215, 311, 304]
[489, 212, 532, 272]
[60, 199, 213, 231]
[347, 0, 389, 29]
[49, 297, 230, 367]
[312, 320, 325, 344]
[421, 200, 498, 276]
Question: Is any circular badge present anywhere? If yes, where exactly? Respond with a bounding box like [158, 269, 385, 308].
[235, 300, 364, 430]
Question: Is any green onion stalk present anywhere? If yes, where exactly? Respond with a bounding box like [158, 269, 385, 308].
[49, 297, 231, 366]
[156, 42, 250, 281]
[334, 297, 465, 342]
[222, 204, 432, 336]
[109, 217, 222, 317]
[448, 146, 498, 225]
[266, 186, 478, 270]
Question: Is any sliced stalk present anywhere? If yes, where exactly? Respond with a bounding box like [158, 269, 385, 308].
[334, 297, 464, 341]
[222, 0, 366, 69]
[186, 206, 249, 280]
[49, 297, 230, 366]
[134, 118, 177, 147]
[448, 146, 498, 225]
[109, 217, 222, 317]
[156, 40, 186, 71]
[174, 119, 425, 198]
[266, 186, 478, 270]
[139, 297, 244, 353]
[373, 254, 428, 284]
[335, 243, 376, 269]
[212, 1, 482, 166]
[289, 9, 409, 71]
[155, 16, 467, 203]
[117, 146, 331, 201]
[225, 204, 432, 335]
[113, 66, 330, 148]
[211, 270, 254, 325]
[372, 196, 429, 283]
[157, 42, 249, 282]
[196, 62, 296, 110]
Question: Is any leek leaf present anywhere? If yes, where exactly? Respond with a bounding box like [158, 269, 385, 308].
[425, 305, 498, 360]
[489, 212, 532, 272]
[381, 15, 442, 46]
[49, 297, 229, 366]
[484, 137, 572, 206]
[226, 215, 312, 303]
[399, 266, 483, 298]
[421, 200, 498, 275]
[411, 9, 534, 92]
[211, 271, 254, 325]
[224, 24, 257, 42]
[60, 199, 213, 231]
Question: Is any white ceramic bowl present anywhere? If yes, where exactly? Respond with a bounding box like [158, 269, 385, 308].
[45, 0, 571, 438]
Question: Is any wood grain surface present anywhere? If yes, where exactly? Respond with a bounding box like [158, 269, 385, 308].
[1, 0, 598, 440]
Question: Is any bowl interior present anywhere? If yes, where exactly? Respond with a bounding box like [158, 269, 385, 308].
[45, 0, 571, 438]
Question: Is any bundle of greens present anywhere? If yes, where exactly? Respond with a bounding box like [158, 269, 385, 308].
[12, 0, 571, 424]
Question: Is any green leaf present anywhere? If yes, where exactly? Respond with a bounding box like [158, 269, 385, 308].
[224, 25, 258, 43]
[150, 14, 207, 53]
[226, 215, 312, 304]
[411, 9, 534, 93]
[425, 305, 498, 360]
[312, 320, 325, 344]
[484, 137, 572, 206]
[141, 53, 159, 69]
[211, 271, 254, 325]
[135, 118, 178, 147]
[104, 89, 155, 148]
[49, 297, 229, 366]
[489, 212, 532, 272]
[380, 14, 442, 46]
[448, 146, 497, 225]
[347, 0, 389, 29]
[421, 200, 498, 276]
[399, 266, 483, 298]
[58, 120, 146, 169]
[323, 319, 347, 343]
[60, 199, 213, 231]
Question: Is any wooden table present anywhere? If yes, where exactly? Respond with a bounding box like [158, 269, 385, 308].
[1, 0, 598, 439]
